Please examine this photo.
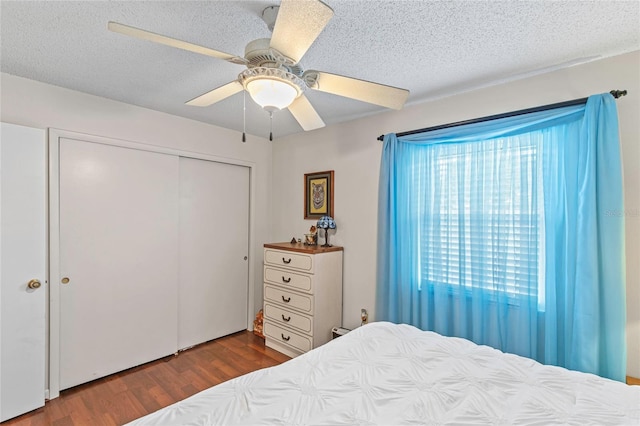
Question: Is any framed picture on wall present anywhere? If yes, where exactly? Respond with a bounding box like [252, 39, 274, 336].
[304, 170, 334, 219]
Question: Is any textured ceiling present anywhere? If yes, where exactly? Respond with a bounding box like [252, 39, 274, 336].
[1, 1, 639, 139]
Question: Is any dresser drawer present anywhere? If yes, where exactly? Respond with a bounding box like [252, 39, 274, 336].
[264, 285, 313, 314]
[264, 249, 313, 273]
[264, 321, 312, 353]
[264, 266, 313, 293]
[264, 303, 312, 335]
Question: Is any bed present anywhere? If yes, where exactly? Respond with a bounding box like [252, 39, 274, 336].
[127, 322, 640, 425]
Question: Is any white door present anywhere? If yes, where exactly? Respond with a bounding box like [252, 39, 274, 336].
[59, 138, 179, 390]
[178, 157, 249, 349]
[0, 123, 46, 421]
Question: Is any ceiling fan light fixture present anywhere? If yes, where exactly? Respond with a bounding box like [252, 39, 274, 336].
[240, 67, 304, 111]
[246, 78, 298, 111]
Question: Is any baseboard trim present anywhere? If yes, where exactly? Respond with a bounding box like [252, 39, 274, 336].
[626, 376, 640, 386]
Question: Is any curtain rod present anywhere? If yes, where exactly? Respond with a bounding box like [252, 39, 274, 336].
[376, 89, 628, 141]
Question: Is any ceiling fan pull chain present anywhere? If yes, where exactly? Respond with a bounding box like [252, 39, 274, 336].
[269, 112, 273, 141]
[242, 90, 246, 143]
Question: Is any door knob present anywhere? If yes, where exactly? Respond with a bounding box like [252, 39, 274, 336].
[27, 279, 41, 289]
[61, 277, 70, 284]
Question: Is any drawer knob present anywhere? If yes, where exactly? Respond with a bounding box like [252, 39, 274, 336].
[282, 257, 292, 264]
[281, 295, 291, 303]
[281, 333, 291, 342]
[282, 314, 291, 322]
[282, 276, 291, 283]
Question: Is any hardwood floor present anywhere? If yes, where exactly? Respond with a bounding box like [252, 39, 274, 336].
[4, 331, 289, 426]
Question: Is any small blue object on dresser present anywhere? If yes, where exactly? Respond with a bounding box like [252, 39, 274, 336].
[316, 216, 336, 247]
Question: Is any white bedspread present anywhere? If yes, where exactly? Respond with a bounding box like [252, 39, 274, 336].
[128, 322, 640, 425]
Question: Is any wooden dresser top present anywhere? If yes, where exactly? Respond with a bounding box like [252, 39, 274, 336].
[264, 242, 343, 254]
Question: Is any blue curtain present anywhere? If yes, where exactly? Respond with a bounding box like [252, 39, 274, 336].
[376, 94, 626, 381]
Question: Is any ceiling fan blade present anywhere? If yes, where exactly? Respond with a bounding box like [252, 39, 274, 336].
[288, 94, 325, 131]
[108, 22, 247, 65]
[186, 81, 244, 107]
[304, 71, 409, 110]
[270, 0, 333, 65]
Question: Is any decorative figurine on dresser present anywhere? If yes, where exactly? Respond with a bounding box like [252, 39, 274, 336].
[263, 242, 343, 357]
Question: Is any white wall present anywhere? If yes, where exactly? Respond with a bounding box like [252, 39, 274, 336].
[271, 51, 640, 378]
[0, 72, 272, 321]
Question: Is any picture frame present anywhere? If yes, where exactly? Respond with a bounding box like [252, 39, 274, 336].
[304, 170, 334, 220]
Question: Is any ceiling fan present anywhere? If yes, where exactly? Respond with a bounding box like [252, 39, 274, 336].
[108, 0, 409, 135]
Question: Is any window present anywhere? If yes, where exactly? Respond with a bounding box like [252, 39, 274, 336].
[378, 95, 627, 379]
[412, 136, 543, 304]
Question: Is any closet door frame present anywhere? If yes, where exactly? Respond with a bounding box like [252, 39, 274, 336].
[48, 129, 257, 399]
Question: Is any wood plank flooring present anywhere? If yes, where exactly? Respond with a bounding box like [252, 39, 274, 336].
[628, 376, 640, 386]
[4, 331, 289, 426]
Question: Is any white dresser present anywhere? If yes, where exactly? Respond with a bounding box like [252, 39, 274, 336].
[263, 242, 343, 358]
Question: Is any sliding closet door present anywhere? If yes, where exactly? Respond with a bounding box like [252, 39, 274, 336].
[59, 138, 179, 390]
[178, 157, 249, 349]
